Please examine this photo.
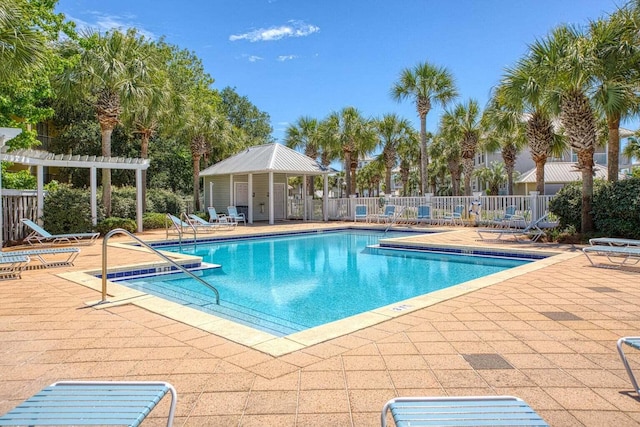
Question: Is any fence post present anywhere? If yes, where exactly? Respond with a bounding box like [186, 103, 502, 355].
[529, 191, 539, 222]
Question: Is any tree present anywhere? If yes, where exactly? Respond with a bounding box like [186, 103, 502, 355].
[474, 161, 508, 195]
[285, 116, 321, 197]
[530, 25, 599, 232]
[375, 114, 413, 196]
[482, 99, 527, 195]
[431, 131, 462, 196]
[588, 7, 640, 182]
[396, 128, 420, 196]
[0, 0, 75, 148]
[441, 99, 483, 196]
[497, 59, 560, 195]
[219, 87, 273, 145]
[390, 61, 458, 195]
[323, 107, 377, 196]
[55, 29, 158, 217]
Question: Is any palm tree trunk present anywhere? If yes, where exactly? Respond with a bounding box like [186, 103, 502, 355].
[101, 127, 113, 217]
[140, 132, 150, 212]
[419, 113, 427, 195]
[192, 155, 201, 212]
[534, 160, 545, 194]
[344, 154, 352, 196]
[462, 158, 474, 196]
[579, 150, 594, 233]
[607, 115, 620, 182]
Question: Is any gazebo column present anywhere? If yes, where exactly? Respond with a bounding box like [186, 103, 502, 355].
[36, 165, 44, 224]
[248, 173, 253, 224]
[90, 167, 97, 227]
[229, 174, 234, 206]
[136, 168, 143, 232]
[323, 174, 328, 221]
[303, 174, 308, 221]
[268, 171, 274, 225]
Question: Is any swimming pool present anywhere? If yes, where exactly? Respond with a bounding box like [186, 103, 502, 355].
[113, 229, 530, 337]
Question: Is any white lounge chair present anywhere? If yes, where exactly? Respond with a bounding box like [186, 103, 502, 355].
[476, 214, 548, 242]
[618, 337, 640, 395]
[381, 395, 548, 427]
[442, 204, 465, 226]
[589, 237, 640, 247]
[189, 213, 235, 229]
[227, 206, 246, 225]
[21, 219, 99, 246]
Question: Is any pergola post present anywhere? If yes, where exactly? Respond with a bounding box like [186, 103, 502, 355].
[268, 171, 274, 225]
[90, 167, 97, 226]
[248, 173, 253, 224]
[136, 168, 143, 232]
[323, 174, 328, 221]
[36, 165, 44, 223]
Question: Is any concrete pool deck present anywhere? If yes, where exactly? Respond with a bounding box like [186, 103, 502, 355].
[2, 222, 640, 426]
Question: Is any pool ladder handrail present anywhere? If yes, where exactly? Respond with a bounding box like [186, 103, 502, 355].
[384, 206, 406, 232]
[100, 228, 220, 305]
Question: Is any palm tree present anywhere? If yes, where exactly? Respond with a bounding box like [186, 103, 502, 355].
[375, 114, 413, 196]
[482, 99, 527, 195]
[529, 25, 599, 232]
[396, 129, 420, 196]
[0, 0, 46, 81]
[56, 29, 156, 217]
[588, 8, 640, 182]
[323, 107, 377, 196]
[474, 161, 508, 195]
[390, 61, 458, 195]
[285, 116, 322, 197]
[623, 135, 640, 161]
[497, 60, 559, 195]
[441, 99, 483, 196]
[431, 131, 462, 196]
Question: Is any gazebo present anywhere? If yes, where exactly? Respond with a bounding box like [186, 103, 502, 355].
[0, 138, 149, 246]
[200, 144, 332, 224]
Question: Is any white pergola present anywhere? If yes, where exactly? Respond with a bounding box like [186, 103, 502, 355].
[1, 138, 150, 247]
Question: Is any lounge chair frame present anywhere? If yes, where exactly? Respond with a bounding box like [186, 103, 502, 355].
[582, 245, 640, 268]
[188, 213, 236, 229]
[354, 204, 369, 223]
[381, 395, 548, 427]
[0, 381, 177, 427]
[227, 206, 246, 225]
[617, 337, 640, 395]
[476, 214, 548, 243]
[1, 247, 80, 269]
[21, 219, 99, 246]
[0, 255, 30, 280]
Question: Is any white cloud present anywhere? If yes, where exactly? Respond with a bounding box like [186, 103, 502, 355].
[230, 20, 319, 42]
[277, 55, 298, 62]
[248, 55, 264, 62]
[67, 12, 156, 40]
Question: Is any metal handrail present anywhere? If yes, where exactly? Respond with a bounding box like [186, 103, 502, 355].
[385, 206, 406, 232]
[100, 228, 219, 304]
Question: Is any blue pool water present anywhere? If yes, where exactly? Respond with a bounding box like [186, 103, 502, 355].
[116, 230, 530, 336]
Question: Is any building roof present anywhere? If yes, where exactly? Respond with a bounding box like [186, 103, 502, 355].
[516, 162, 608, 184]
[200, 143, 331, 176]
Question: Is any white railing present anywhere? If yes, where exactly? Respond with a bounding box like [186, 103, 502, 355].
[292, 192, 554, 224]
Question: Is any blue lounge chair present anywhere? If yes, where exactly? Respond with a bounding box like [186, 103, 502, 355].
[0, 381, 177, 427]
[0, 255, 30, 280]
[354, 204, 368, 222]
[442, 204, 465, 226]
[375, 205, 396, 223]
[227, 206, 246, 225]
[381, 395, 548, 427]
[416, 205, 431, 224]
[589, 237, 640, 247]
[617, 337, 640, 395]
[1, 247, 80, 269]
[476, 214, 548, 243]
[21, 219, 99, 246]
[582, 245, 640, 268]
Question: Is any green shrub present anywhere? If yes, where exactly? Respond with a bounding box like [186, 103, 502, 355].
[143, 212, 170, 229]
[42, 184, 97, 234]
[550, 178, 640, 238]
[1, 169, 36, 189]
[147, 188, 185, 215]
[96, 217, 137, 235]
[110, 186, 137, 219]
[593, 178, 640, 239]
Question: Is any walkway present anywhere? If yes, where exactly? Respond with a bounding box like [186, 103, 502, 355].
[1, 223, 640, 426]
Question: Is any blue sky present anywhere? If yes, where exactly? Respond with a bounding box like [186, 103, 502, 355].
[55, 0, 633, 143]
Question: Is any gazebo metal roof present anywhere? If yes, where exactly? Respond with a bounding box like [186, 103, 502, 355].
[200, 143, 330, 177]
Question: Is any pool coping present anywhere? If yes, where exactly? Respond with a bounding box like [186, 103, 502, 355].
[58, 231, 580, 357]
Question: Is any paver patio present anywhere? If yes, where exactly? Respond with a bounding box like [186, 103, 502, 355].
[1, 222, 640, 426]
